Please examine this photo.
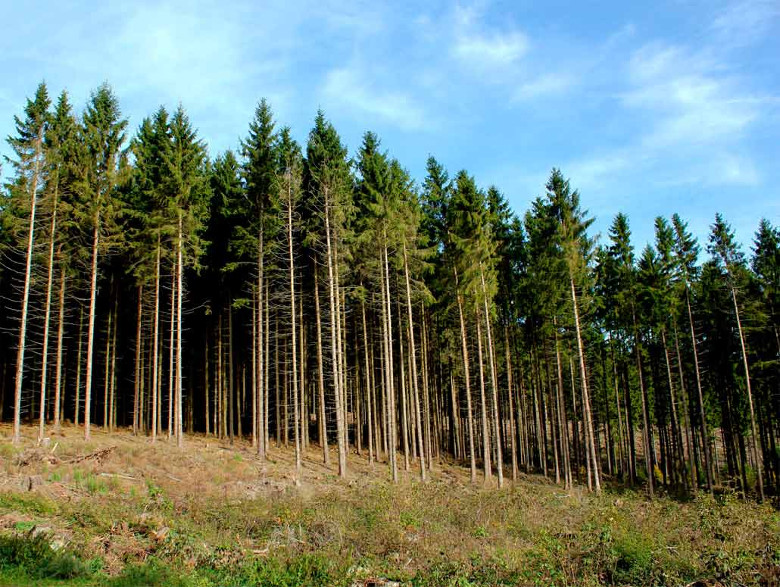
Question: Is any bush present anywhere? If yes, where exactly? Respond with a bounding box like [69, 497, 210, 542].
[0, 531, 88, 580]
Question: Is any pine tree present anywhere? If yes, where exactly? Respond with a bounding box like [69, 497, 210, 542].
[304, 111, 353, 477]
[241, 99, 278, 461]
[6, 82, 51, 444]
[163, 105, 211, 447]
[672, 213, 712, 491]
[708, 213, 764, 500]
[45, 91, 77, 435]
[546, 169, 600, 492]
[73, 83, 127, 440]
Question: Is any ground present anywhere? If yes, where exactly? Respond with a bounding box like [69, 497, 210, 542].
[0, 424, 777, 586]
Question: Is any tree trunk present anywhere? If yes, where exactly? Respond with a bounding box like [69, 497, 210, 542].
[83, 215, 101, 440]
[403, 245, 426, 480]
[324, 190, 346, 477]
[570, 275, 600, 491]
[381, 243, 398, 482]
[685, 288, 712, 491]
[476, 310, 492, 482]
[38, 188, 60, 442]
[455, 269, 477, 482]
[53, 261, 66, 433]
[480, 267, 503, 487]
[314, 269, 329, 464]
[151, 240, 161, 443]
[168, 264, 176, 439]
[75, 308, 84, 427]
[731, 286, 764, 501]
[134, 286, 143, 435]
[632, 307, 654, 498]
[176, 213, 184, 447]
[505, 326, 519, 482]
[288, 179, 302, 475]
[12, 132, 43, 444]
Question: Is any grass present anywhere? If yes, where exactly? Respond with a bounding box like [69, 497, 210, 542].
[0, 423, 777, 586]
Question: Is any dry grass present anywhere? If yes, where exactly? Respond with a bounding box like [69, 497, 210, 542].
[0, 423, 778, 586]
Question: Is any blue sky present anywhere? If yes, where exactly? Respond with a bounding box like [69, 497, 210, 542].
[1, 0, 778, 251]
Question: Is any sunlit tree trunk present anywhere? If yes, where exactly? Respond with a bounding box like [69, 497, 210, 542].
[12, 130, 44, 444]
[53, 261, 66, 433]
[83, 213, 100, 440]
[571, 276, 600, 491]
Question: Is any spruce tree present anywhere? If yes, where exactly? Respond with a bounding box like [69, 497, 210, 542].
[5, 82, 51, 444]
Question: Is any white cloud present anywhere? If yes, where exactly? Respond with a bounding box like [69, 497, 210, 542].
[321, 66, 428, 132]
[453, 31, 529, 68]
[451, 3, 529, 70]
[513, 73, 575, 101]
[623, 42, 761, 149]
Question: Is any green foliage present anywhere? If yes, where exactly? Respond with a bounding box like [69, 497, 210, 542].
[0, 532, 88, 580]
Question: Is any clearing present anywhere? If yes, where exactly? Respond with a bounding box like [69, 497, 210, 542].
[0, 424, 777, 586]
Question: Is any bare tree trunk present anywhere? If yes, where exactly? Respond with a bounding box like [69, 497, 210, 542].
[421, 305, 433, 471]
[133, 286, 143, 435]
[480, 268, 503, 487]
[324, 191, 346, 477]
[381, 244, 398, 482]
[109, 295, 118, 431]
[257, 233, 266, 461]
[75, 308, 83, 427]
[168, 265, 176, 440]
[250, 293, 256, 445]
[661, 329, 685, 488]
[84, 216, 100, 440]
[403, 244, 426, 480]
[554, 321, 571, 488]
[731, 286, 764, 501]
[632, 307, 654, 498]
[206, 334, 211, 437]
[104, 296, 112, 430]
[300, 296, 308, 452]
[53, 262, 66, 433]
[362, 297, 373, 464]
[505, 326, 519, 482]
[673, 325, 696, 490]
[314, 269, 329, 464]
[265, 283, 271, 452]
[12, 133, 43, 444]
[476, 310, 492, 483]
[455, 268, 477, 482]
[38, 190, 60, 442]
[570, 276, 600, 491]
[685, 288, 712, 492]
[151, 241, 161, 443]
[228, 300, 234, 443]
[288, 178, 301, 475]
[176, 214, 184, 447]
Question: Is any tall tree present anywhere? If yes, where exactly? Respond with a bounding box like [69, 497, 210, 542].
[708, 213, 764, 500]
[6, 82, 51, 444]
[73, 84, 128, 440]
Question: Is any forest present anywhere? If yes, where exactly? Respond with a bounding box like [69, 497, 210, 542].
[1, 81, 778, 503]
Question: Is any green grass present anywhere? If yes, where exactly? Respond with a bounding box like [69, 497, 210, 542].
[1, 437, 777, 586]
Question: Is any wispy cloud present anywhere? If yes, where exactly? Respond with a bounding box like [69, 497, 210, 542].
[451, 4, 529, 71]
[321, 65, 429, 132]
[624, 42, 760, 149]
[513, 73, 575, 101]
[711, 0, 780, 47]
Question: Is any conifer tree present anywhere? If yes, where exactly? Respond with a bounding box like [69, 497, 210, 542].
[73, 83, 127, 440]
[708, 213, 764, 500]
[6, 82, 51, 444]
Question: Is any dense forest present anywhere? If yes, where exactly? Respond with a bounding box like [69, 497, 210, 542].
[1, 81, 777, 502]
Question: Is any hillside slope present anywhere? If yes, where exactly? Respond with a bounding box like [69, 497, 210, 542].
[1, 424, 777, 586]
